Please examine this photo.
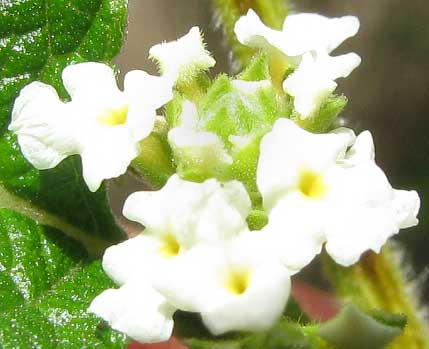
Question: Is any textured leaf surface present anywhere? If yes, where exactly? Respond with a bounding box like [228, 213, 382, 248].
[0, 0, 128, 243]
[0, 208, 128, 348]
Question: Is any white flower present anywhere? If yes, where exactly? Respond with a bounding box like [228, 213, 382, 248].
[234, 9, 359, 59]
[101, 174, 250, 287]
[258, 118, 420, 267]
[150, 26, 216, 83]
[91, 175, 251, 342]
[89, 279, 175, 343]
[154, 233, 291, 335]
[234, 10, 361, 118]
[9, 62, 174, 191]
[168, 101, 233, 170]
[283, 51, 361, 118]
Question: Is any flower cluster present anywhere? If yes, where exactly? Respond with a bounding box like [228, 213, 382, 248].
[9, 10, 420, 345]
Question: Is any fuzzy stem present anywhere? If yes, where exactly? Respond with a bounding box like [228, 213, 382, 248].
[211, 0, 289, 70]
[323, 244, 429, 349]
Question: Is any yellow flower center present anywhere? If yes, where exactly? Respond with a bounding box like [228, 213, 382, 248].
[225, 268, 251, 295]
[97, 105, 128, 126]
[298, 169, 327, 199]
[159, 234, 181, 258]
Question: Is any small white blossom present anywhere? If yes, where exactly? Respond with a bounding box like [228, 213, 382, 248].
[168, 101, 233, 169]
[258, 118, 420, 267]
[89, 279, 175, 343]
[283, 51, 361, 118]
[92, 175, 252, 342]
[150, 26, 216, 83]
[234, 9, 359, 59]
[154, 233, 291, 335]
[9, 62, 174, 191]
[101, 174, 251, 287]
[234, 10, 361, 118]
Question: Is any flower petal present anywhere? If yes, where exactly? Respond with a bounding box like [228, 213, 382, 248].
[102, 235, 162, 286]
[257, 118, 355, 211]
[62, 62, 120, 100]
[324, 161, 419, 266]
[89, 280, 175, 344]
[392, 189, 420, 229]
[261, 194, 325, 272]
[80, 127, 140, 192]
[201, 261, 290, 335]
[124, 69, 174, 109]
[234, 10, 360, 58]
[155, 237, 291, 335]
[123, 175, 250, 247]
[234, 10, 284, 51]
[283, 51, 360, 118]
[281, 13, 360, 56]
[9, 81, 78, 169]
[149, 27, 215, 82]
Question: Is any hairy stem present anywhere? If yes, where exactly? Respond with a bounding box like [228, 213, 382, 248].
[323, 244, 429, 349]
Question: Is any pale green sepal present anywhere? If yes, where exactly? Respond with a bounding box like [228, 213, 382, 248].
[131, 118, 175, 189]
[298, 94, 348, 133]
[318, 304, 404, 349]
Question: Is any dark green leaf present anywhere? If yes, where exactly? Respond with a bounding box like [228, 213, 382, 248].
[318, 304, 403, 349]
[0, 0, 128, 244]
[0, 208, 129, 348]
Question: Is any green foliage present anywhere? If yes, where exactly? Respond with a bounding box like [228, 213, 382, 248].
[0, 0, 128, 243]
[0, 208, 129, 348]
[318, 305, 403, 349]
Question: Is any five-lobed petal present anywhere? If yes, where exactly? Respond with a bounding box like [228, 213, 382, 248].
[153, 233, 291, 335]
[258, 118, 420, 268]
[9, 62, 174, 192]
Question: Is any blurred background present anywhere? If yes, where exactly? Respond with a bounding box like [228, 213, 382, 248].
[115, 1, 429, 296]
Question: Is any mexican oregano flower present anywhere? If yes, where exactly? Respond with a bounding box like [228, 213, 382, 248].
[9, 62, 174, 192]
[234, 10, 361, 118]
[258, 118, 420, 269]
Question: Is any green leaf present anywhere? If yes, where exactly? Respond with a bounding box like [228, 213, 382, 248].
[318, 305, 403, 349]
[0, 0, 128, 246]
[0, 208, 129, 348]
